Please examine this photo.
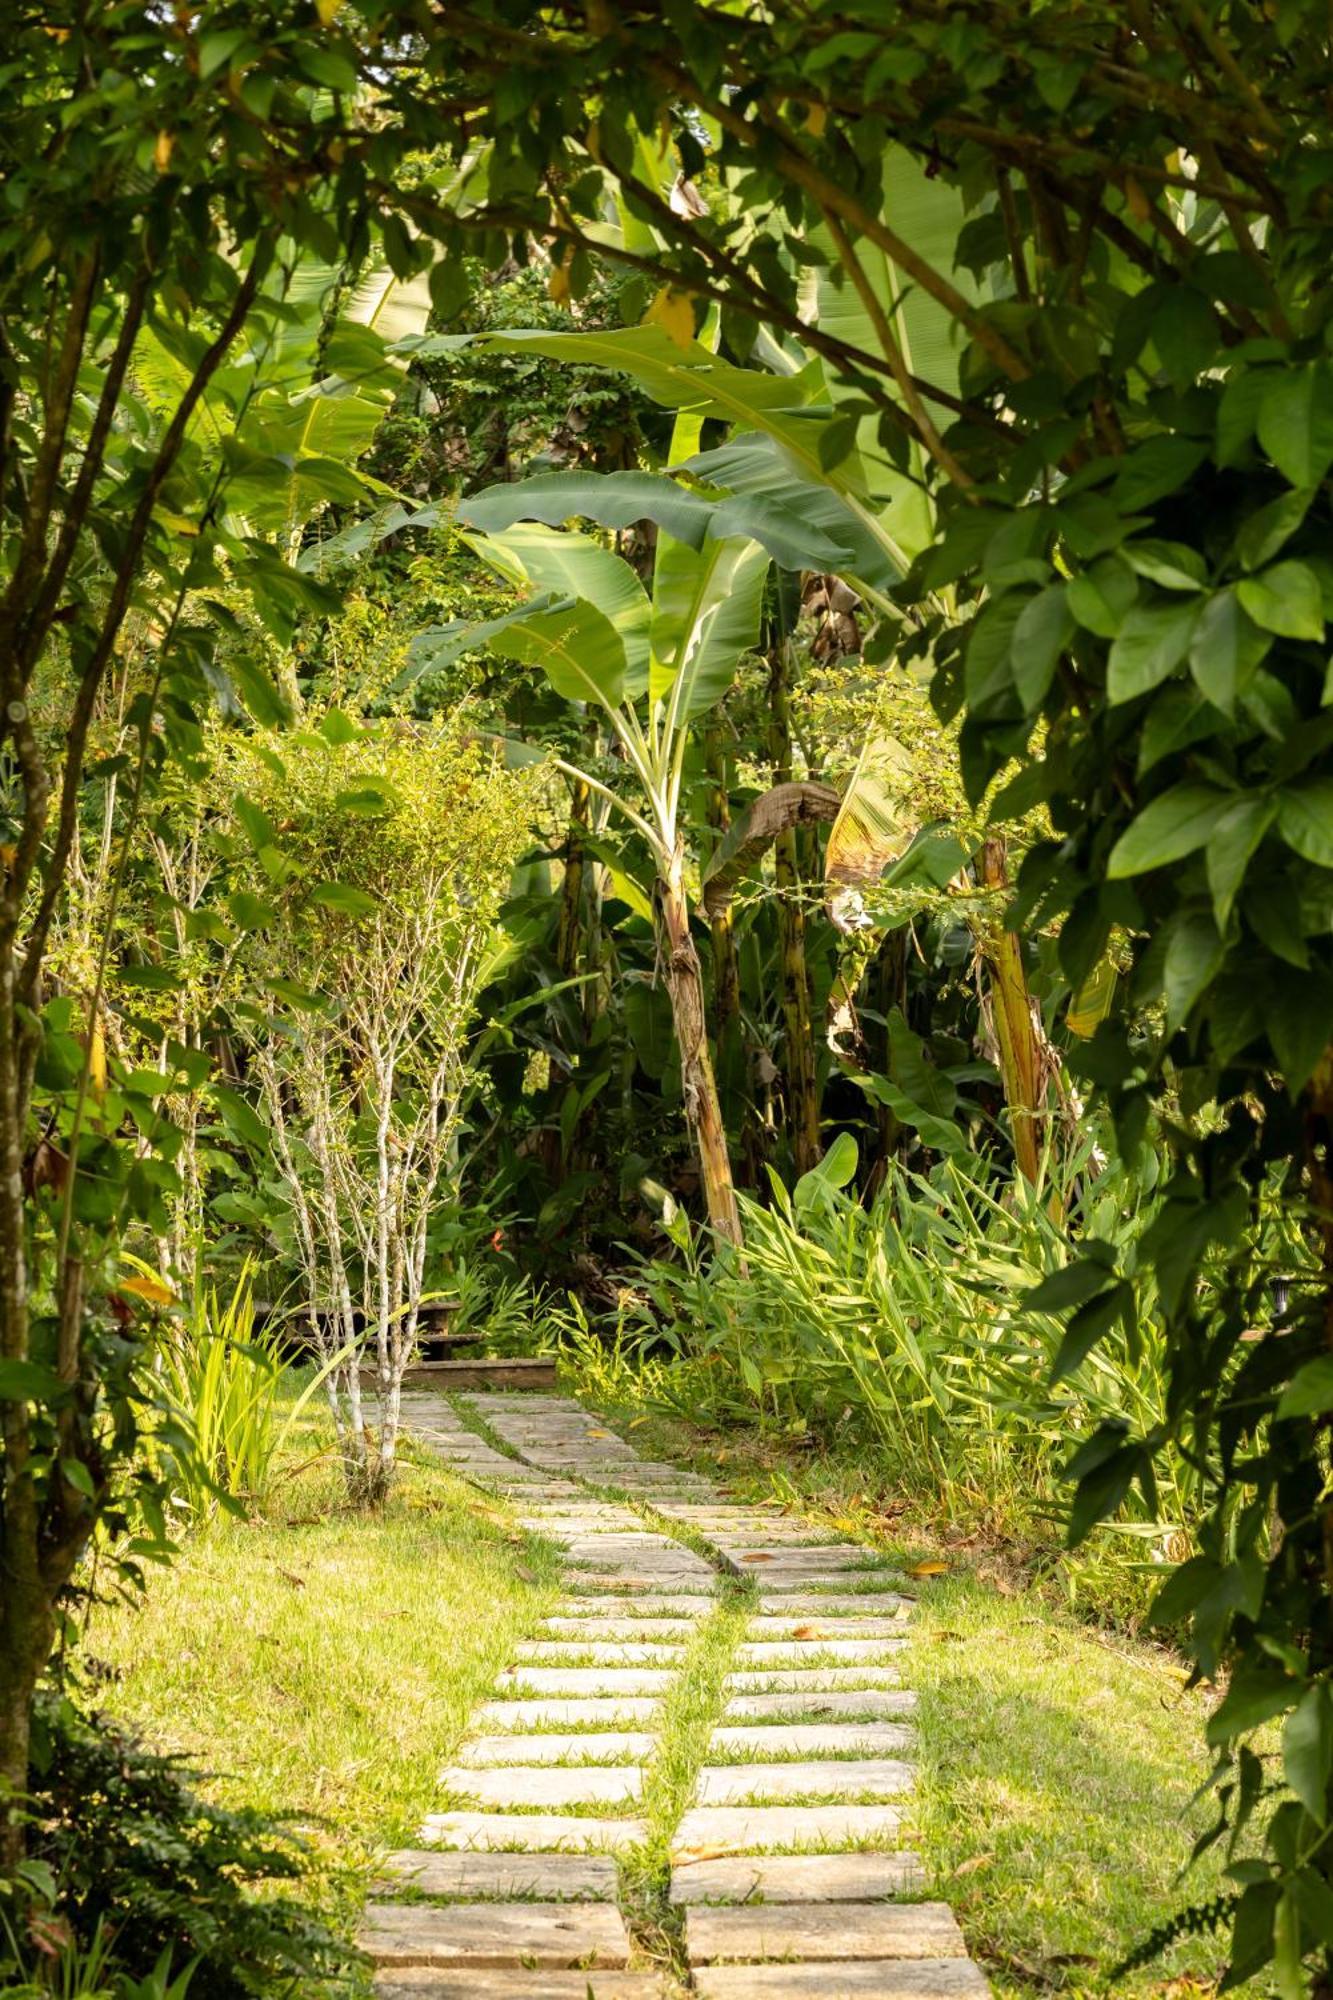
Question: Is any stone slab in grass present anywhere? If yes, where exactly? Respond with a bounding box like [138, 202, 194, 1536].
[756, 1596, 914, 1618]
[440, 1764, 643, 1808]
[748, 1618, 910, 1640]
[671, 1805, 904, 1856]
[496, 1668, 675, 1696]
[419, 1812, 647, 1853]
[708, 1723, 915, 1759]
[570, 1570, 716, 1594]
[460, 1732, 656, 1767]
[550, 1596, 713, 1618]
[381, 1851, 618, 1899]
[695, 1760, 913, 1806]
[375, 1972, 665, 1999]
[541, 1618, 698, 1640]
[736, 1642, 909, 1667]
[515, 1642, 686, 1666]
[692, 1961, 990, 1998]
[726, 1667, 905, 1694]
[671, 1852, 923, 1905]
[685, 1900, 964, 1964]
[362, 1900, 631, 1968]
[723, 1690, 917, 1723]
[476, 1697, 661, 1730]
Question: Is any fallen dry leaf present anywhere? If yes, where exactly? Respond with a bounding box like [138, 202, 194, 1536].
[909, 1561, 951, 1578]
[950, 1853, 996, 1879]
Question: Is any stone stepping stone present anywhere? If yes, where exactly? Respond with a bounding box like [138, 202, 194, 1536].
[567, 1575, 717, 1596]
[748, 1618, 909, 1639]
[382, 1850, 618, 1899]
[515, 1641, 685, 1666]
[692, 1964, 991, 1997]
[541, 1618, 698, 1639]
[708, 1724, 915, 1759]
[727, 1669, 905, 1693]
[736, 1642, 908, 1666]
[440, 1765, 643, 1808]
[476, 1698, 660, 1730]
[419, 1812, 647, 1853]
[671, 1852, 923, 1904]
[549, 1596, 712, 1619]
[495, 1669, 675, 1696]
[672, 1805, 903, 1855]
[686, 1900, 965, 1964]
[460, 1733, 655, 1767]
[695, 1760, 912, 1806]
[724, 1691, 917, 1723]
[756, 1595, 914, 1617]
[362, 1900, 631, 1968]
[376, 1973, 665, 1998]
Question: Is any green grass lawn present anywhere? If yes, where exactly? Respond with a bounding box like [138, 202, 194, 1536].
[85, 1423, 563, 1973]
[569, 1392, 1262, 1998]
[86, 1380, 1267, 1997]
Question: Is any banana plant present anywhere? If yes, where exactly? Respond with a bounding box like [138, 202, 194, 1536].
[411, 467, 853, 1247]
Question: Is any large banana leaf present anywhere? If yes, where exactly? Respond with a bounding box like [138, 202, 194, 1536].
[650, 533, 768, 720]
[815, 148, 972, 562]
[683, 433, 902, 603]
[459, 468, 852, 573]
[481, 596, 630, 710]
[469, 523, 651, 688]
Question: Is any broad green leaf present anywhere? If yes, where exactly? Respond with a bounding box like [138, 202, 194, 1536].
[1235, 487, 1316, 571]
[1188, 587, 1271, 710]
[1011, 582, 1074, 708]
[1067, 555, 1138, 639]
[685, 434, 903, 602]
[1277, 1357, 1333, 1419]
[472, 524, 650, 689]
[1121, 539, 1207, 591]
[228, 891, 276, 931]
[1237, 561, 1325, 641]
[1257, 360, 1333, 488]
[1107, 598, 1202, 704]
[1277, 781, 1333, 867]
[1206, 797, 1276, 930]
[1164, 912, 1223, 1028]
[488, 597, 630, 711]
[210, 1083, 269, 1153]
[650, 533, 767, 719]
[1284, 1684, 1333, 1825]
[309, 882, 377, 917]
[1107, 783, 1232, 877]
[0, 1359, 63, 1402]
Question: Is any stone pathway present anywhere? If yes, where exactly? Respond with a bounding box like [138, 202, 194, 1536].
[366, 1392, 991, 1999]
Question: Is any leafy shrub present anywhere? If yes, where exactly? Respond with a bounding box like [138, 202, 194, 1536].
[0, 1691, 354, 1999]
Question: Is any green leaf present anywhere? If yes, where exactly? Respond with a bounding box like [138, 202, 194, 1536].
[1235, 487, 1316, 571]
[1269, 973, 1333, 1092]
[1284, 1684, 1333, 1825]
[1067, 556, 1138, 639]
[0, 1359, 62, 1403]
[1257, 360, 1333, 487]
[1011, 583, 1074, 708]
[1277, 782, 1333, 868]
[333, 782, 402, 817]
[1107, 598, 1202, 703]
[309, 883, 377, 917]
[1188, 588, 1271, 710]
[1025, 1257, 1117, 1314]
[227, 892, 276, 931]
[210, 1084, 269, 1153]
[650, 534, 768, 720]
[1107, 783, 1231, 877]
[1277, 1358, 1333, 1419]
[1051, 1282, 1130, 1384]
[228, 656, 291, 730]
[294, 44, 359, 91]
[473, 525, 650, 687]
[1237, 561, 1326, 641]
[1206, 796, 1276, 930]
[1164, 911, 1224, 1029]
[1121, 539, 1207, 591]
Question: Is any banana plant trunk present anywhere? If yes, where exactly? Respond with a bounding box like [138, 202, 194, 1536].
[979, 838, 1046, 1185]
[658, 843, 743, 1247]
[769, 642, 822, 1177]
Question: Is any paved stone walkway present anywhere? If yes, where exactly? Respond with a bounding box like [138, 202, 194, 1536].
[366, 1392, 991, 1999]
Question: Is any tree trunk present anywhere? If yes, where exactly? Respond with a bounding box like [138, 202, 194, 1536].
[979, 838, 1046, 1186]
[768, 643, 821, 1177]
[658, 844, 743, 1248]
